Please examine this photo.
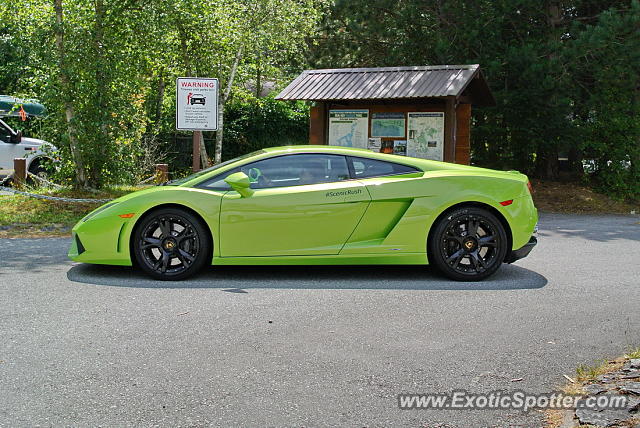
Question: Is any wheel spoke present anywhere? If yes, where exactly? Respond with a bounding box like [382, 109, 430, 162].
[160, 251, 170, 273]
[141, 237, 162, 250]
[445, 230, 462, 244]
[473, 251, 487, 269]
[178, 249, 195, 264]
[467, 218, 479, 237]
[446, 249, 465, 268]
[177, 231, 196, 244]
[159, 219, 171, 238]
[478, 235, 497, 247]
[469, 252, 479, 270]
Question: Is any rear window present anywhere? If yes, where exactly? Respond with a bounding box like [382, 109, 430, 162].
[348, 156, 420, 179]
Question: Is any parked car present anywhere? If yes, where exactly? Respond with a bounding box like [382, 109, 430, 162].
[189, 94, 206, 105]
[69, 145, 538, 282]
[0, 118, 56, 181]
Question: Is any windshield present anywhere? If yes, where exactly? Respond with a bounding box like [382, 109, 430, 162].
[165, 150, 266, 186]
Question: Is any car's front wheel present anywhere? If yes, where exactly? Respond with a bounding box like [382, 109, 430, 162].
[133, 208, 211, 280]
[429, 207, 508, 281]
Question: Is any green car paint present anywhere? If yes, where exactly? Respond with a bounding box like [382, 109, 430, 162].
[68, 145, 537, 270]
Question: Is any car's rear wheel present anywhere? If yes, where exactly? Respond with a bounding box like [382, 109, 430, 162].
[428, 207, 508, 281]
[133, 208, 210, 280]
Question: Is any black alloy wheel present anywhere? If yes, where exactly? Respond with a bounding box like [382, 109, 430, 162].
[133, 208, 210, 280]
[429, 207, 508, 281]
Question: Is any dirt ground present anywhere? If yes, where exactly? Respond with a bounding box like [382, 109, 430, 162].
[530, 179, 639, 215]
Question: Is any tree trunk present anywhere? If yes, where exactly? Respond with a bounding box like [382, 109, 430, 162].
[539, 0, 562, 180]
[153, 71, 165, 135]
[214, 47, 243, 164]
[214, 103, 224, 164]
[567, 144, 583, 179]
[255, 51, 262, 98]
[176, 18, 209, 169]
[53, 0, 87, 187]
[199, 132, 209, 168]
[535, 146, 559, 180]
[91, 0, 107, 187]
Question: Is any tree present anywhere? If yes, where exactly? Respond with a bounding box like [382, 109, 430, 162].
[1, 0, 322, 186]
[309, 0, 640, 198]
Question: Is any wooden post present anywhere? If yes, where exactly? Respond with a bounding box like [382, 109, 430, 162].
[455, 103, 472, 165]
[192, 130, 202, 172]
[309, 103, 327, 145]
[13, 158, 26, 186]
[155, 163, 169, 184]
[444, 96, 457, 163]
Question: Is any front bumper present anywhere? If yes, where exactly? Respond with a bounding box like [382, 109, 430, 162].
[505, 236, 537, 264]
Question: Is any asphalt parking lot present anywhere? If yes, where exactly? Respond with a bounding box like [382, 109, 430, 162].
[1, 213, 639, 427]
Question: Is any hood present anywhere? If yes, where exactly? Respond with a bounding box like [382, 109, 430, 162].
[20, 137, 55, 148]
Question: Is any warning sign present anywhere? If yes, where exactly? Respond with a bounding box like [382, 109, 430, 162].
[176, 77, 219, 131]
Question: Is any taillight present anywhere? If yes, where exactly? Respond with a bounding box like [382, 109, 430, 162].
[527, 181, 534, 194]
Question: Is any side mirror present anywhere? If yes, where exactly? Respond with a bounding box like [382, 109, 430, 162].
[224, 171, 254, 198]
[10, 130, 22, 144]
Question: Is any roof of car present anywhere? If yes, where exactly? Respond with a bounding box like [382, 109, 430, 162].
[262, 145, 373, 154]
[258, 145, 438, 170]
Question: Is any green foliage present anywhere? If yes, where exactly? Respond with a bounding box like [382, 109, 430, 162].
[567, 0, 640, 199]
[0, 0, 322, 188]
[2, 0, 639, 198]
[223, 95, 309, 160]
[311, 0, 640, 199]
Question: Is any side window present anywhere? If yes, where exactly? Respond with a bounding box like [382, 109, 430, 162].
[200, 167, 240, 190]
[200, 154, 350, 190]
[348, 156, 420, 179]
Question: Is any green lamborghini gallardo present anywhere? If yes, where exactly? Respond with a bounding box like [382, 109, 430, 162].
[68, 146, 538, 281]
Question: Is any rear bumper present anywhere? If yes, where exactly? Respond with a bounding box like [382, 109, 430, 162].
[505, 236, 537, 264]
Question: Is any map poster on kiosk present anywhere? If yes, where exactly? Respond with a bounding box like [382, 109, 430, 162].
[328, 110, 369, 148]
[371, 112, 405, 138]
[407, 112, 445, 160]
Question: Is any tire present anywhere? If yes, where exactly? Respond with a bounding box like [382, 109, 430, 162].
[133, 208, 211, 280]
[27, 159, 54, 184]
[428, 207, 508, 281]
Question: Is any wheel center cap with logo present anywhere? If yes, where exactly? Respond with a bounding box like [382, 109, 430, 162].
[163, 238, 177, 251]
[463, 238, 477, 251]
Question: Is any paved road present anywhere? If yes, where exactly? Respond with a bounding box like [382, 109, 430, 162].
[1, 213, 639, 427]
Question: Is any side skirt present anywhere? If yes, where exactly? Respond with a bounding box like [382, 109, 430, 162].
[212, 253, 427, 266]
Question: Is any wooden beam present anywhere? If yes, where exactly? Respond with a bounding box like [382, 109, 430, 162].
[309, 103, 327, 145]
[444, 96, 457, 163]
[13, 158, 26, 186]
[155, 163, 169, 184]
[455, 103, 471, 165]
[192, 131, 202, 172]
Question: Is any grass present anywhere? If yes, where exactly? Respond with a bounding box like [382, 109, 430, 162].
[574, 358, 625, 383]
[625, 347, 640, 359]
[0, 185, 144, 238]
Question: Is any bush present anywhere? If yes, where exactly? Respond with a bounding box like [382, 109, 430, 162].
[222, 95, 309, 161]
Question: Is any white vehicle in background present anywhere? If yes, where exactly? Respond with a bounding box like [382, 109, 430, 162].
[0, 118, 55, 181]
[0, 95, 56, 182]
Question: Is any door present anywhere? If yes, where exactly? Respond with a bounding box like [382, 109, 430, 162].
[340, 156, 426, 254]
[216, 154, 370, 257]
[0, 120, 29, 175]
[0, 139, 22, 174]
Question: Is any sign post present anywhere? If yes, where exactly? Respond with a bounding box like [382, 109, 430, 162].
[176, 77, 219, 172]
